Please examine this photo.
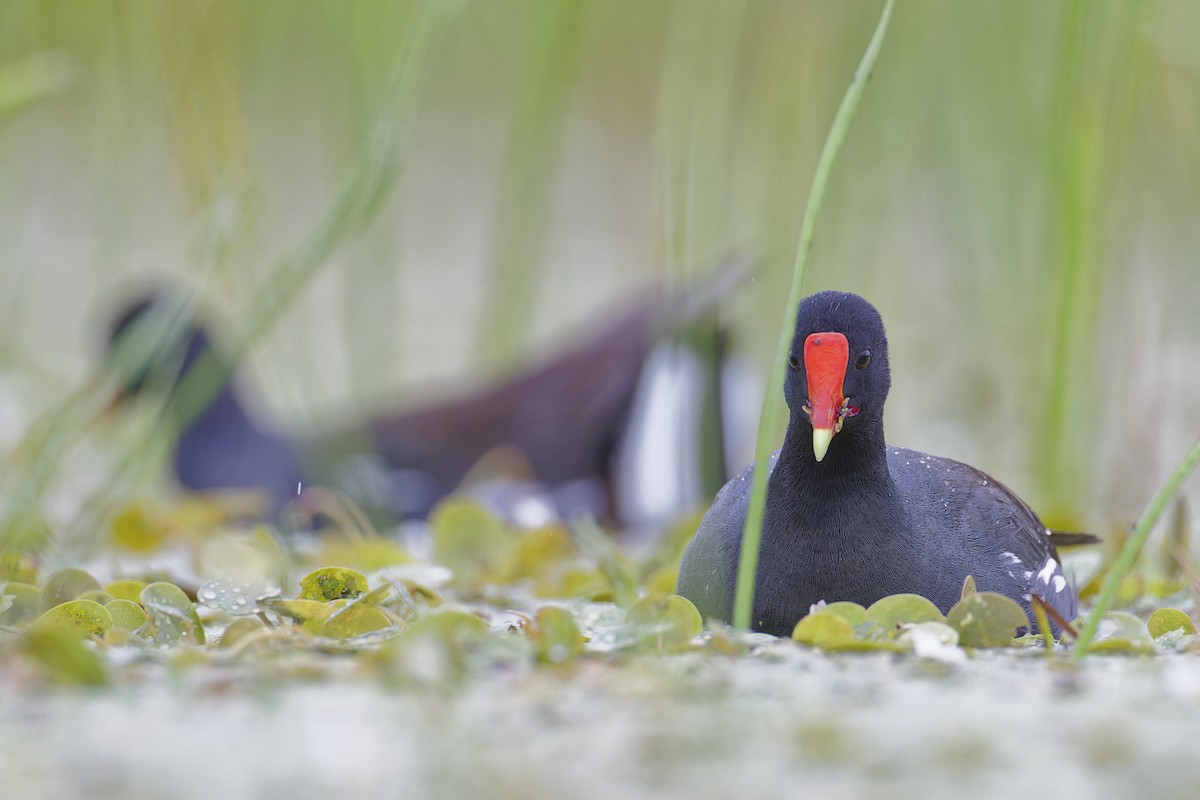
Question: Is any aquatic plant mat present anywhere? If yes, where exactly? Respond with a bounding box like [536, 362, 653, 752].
[3, 495, 1199, 800]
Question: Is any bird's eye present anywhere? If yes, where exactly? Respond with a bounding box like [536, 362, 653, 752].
[788, 353, 801, 371]
[855, 350, 871, 370]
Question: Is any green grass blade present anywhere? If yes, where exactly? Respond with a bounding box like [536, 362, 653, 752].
[476, 1, 586, 372]
[0, 51, 74, 124]
[732, 0, 895, 631]
[1073, 435, 1200, 657]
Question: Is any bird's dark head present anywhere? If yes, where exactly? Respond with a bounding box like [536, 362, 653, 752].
[783, 291, 891, 462]
[105, 294, 217, 401]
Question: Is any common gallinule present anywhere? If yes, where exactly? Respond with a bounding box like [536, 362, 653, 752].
[677, 291, 1079, 636]
[106, 270, 742, 525]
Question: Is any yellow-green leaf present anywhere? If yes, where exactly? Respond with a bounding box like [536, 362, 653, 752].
[1148, 608, 1196, 639]
[532, 605, 584, 664]
[0, 581, 41, 624]
[792, 610, 857, 649]
[404, 609, 490, 641]
[822, 601, 870, 628]
[38, 568, 101, 612]
[105, 599, 148, 630]
[110, 503, 168, 552]
[502, 527, 575, 582]
[867, 594, 945, 637]
[140, 582, 206, 645]
[387, 609, 492, 684]
[323, 603, 401, 639]
[643, 564, 679, 598]
[271, 599, 337, 632]
[430, 498, 513, 585]
[1090, 611, 1156, 654]
[217, 618, 267, 649]
[946, 592, 1029, 648]
[77, 589, 115, 606]
[626, 594, 703, 652]
[34, 599, 113, 638]
[105, 579, 149, 603]
[24, 627, 109, 686]
[298, 567, 369, 602]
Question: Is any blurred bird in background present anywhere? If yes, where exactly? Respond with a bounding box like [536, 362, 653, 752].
[102, 260, 752, 534]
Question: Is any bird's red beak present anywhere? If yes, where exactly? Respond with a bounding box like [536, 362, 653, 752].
[803, 332, 848, 462]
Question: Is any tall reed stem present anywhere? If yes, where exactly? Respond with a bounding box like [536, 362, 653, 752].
[1073, 436, 1200, 656]
[732, 0, 895, 630]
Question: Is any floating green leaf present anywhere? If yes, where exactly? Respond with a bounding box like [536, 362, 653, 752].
[1148, 608, 1196, 639]
[0, 581, 40, 624]
[271, 599, 336, 632]
[960, 575, 977, 600]
[1089, 611, 1156, 654]
[24, 627, 109, 686]
[643, 564, 680, 598]
[34, 599, 113, 638]
[430, 498, 513, 586]
[867, 594, 945, 637]
[822, 601, 870, 628]
[105, 599, 148, 630]
[390, 609, 493, 683]
[197, 577, 269, 615]
[105, 579, 149, 603]
[946, 592, 1029, 648]
[404, 609, 490, 640]
[140, 582, 206, 645]
[626, 594, 703, 652]
[323, 601, 402, 639]
[217, 618, 267, 650]
[503, 527, 575, 583]
[38, 568, 101, 612]
[77, 589, 115, 606]
[110, 503, 168, 552]
[573, 516, 639, 608]
[532, 605, 584, 664]
[298, 566, 370, 602]
[792, 610, 857, 650]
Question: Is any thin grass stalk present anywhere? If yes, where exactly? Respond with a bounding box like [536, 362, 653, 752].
[655, 0, 745, 278]
[1031, 596, 1055, 654]
[732, 0, 895, 631]
[340, 1, 422, 402]
[653, 0, 746, 499]
[0, 50, 74, 123]
[476, 2, 585, 372]
[1039, 2, 1146, 523]
[1073, 435, 1200, 657]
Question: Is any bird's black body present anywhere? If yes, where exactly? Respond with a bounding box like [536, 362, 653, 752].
[677, 291, 1076, 637]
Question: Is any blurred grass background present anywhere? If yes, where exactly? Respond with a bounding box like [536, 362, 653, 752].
[2, 0, 1199, 546]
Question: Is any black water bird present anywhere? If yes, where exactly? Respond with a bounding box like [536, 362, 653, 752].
[105, 269, 743, 525]
[677, 291, 1078, 636]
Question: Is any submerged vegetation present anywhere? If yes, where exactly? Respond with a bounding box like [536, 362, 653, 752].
[3, 489, 1200, 692]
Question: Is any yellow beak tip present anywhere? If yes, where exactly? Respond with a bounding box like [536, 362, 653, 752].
[812, 427, 834, 462]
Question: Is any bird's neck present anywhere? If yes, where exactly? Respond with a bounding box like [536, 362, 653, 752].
[773, 414, 898, 505]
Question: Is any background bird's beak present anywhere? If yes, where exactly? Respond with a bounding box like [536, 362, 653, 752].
[803, 331, 848, 462]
